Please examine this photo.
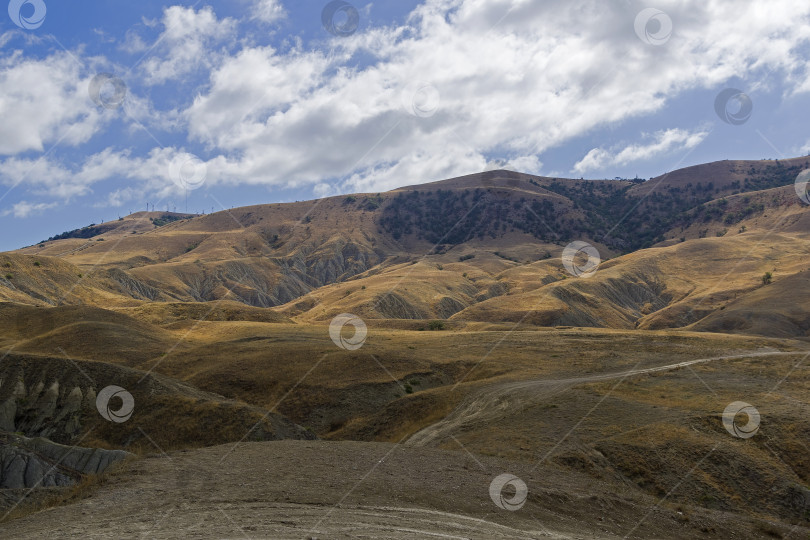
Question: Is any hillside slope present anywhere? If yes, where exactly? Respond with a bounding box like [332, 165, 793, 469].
[2, 158, 809, 337]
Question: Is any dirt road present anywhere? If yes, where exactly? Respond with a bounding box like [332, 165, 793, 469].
[406, 350, 806, 447]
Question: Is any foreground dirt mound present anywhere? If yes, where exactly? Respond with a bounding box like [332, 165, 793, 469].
[0, 440, 804, 539]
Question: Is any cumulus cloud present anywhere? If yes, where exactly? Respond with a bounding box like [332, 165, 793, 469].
[0, 52, 106, 155]
[3, 0, 810, 207]
[176, 0, 810, 192]
[573, 128, 710, 174]
[0, 147, 207, 200]
[139, 6, 237, 85]
[2, 200, 57, 218]
[253, 0, 286, 24]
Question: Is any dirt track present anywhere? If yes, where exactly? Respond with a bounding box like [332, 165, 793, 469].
[405, 350, 806, 447]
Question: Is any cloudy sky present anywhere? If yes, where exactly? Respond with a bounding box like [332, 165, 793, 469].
[1, 0, 809, 251]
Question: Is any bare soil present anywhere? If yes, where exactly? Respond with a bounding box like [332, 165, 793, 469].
[2, 440, 803, 539]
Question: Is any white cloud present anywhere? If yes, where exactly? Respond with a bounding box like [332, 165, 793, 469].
[120, 29, 148, 54]
[176, 0, 810, 192]
[4, 0, 810, 207]
[2, 200, 57, 218]
[573, 128, 710, 174]
[0, 147, 203, 200]
[139, 6, 237, 85]
[0, 31, 14, 49]
[253, 0, 286, 24]
[507, 156, 543, 175]
[94, 187, 140, 208]
[0, 51, 106, 155]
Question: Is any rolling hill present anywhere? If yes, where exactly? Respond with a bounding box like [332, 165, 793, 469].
[4, 157, 809, 339]
[1, 157, 809, 537]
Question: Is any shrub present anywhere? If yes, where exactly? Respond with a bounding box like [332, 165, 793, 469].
[33, 261, 41, 267]
[762, 271, 773, 285]
[4, 274, 12, 280]
[427, 320, 445, 331]
[403, 384, 414, 394]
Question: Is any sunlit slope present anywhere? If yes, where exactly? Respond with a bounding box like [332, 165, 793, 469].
[3, 158, 809, 336]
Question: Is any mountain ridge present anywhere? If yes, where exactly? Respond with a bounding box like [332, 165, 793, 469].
[2, 156, 809, 338]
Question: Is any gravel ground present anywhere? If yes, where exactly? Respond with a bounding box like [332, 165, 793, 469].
[2, 439, 802, 539]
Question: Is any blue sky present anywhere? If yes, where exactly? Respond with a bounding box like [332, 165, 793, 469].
[1, 0, 809, 251]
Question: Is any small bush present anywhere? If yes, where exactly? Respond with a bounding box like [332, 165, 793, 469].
[427, 320, 445, 331]
[762, 271, 773, 285]
[403, 384, 414, 394]
[33, 261, 41, 267]
[4, 274, 12, 280]
[459, 254, 475, 261]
